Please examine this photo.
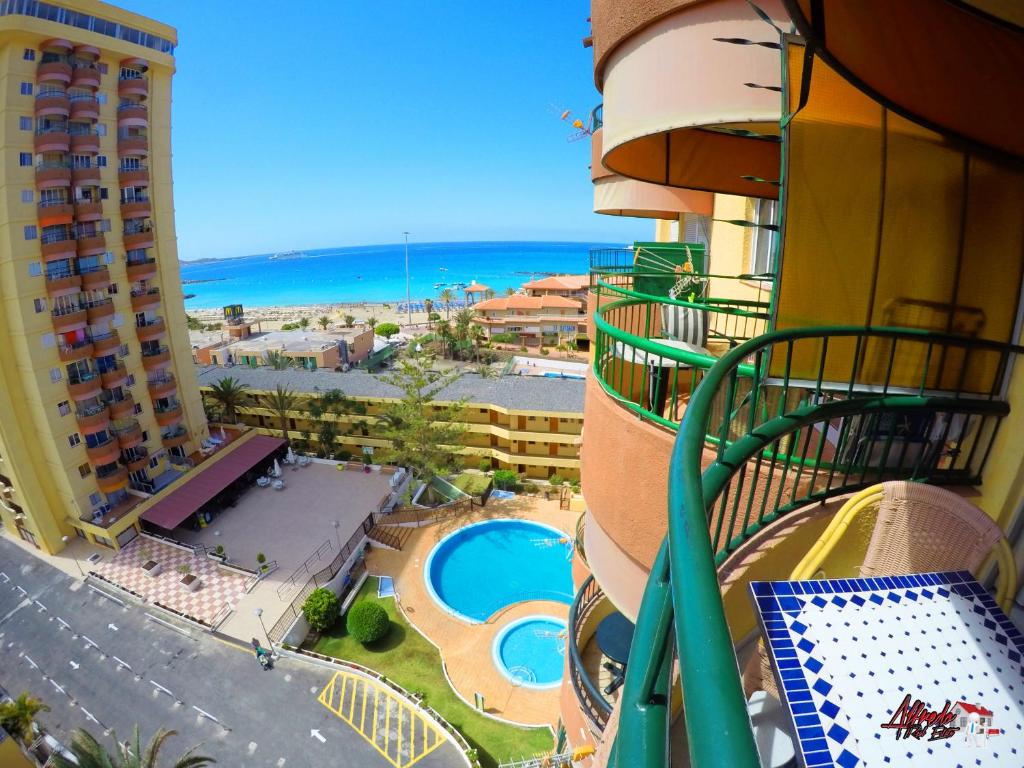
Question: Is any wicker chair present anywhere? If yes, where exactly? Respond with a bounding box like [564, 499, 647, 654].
[753, 481, 1017, 697]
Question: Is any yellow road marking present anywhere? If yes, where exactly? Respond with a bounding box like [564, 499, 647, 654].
[384, 696, 391, 757]
[360, 681, 368, 732]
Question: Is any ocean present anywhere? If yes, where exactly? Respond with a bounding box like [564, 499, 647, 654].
[179, 241, 618, 310]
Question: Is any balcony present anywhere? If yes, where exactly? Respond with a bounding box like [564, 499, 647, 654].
[76, 232, 106, 258]
[125, 257, 157, 281]
[135, 317, 165, 342]
[40, 233, 76, 261]
[85, 297, 115, 323]
[35, 91, 69, 117]
[52, 306, 87, 333]
[118, 165, 149, 186]
[123, 226, 155, 250]
[95, 464, 128, 493]
[107, 394, 135, 419]
[141, 346, 171, 370]
[153, 402, 182, 427]
[57, 339, 92, 362]
[85, 435, 119, 464]
[130, 287, 160, 311]
[122, 448, 149, 474]
[36, 162, 71, 190]
[100, 364, 128, 389]
[67, 372, 102, 400]
[121, 198, 151, 219]
[612, 328, 1022, 768]
[162, 427, 189, 449]
[147, 375, 176, 398]
[80, 265, 110, 290]
[117, 103, 147, 125]
[74, 403, 110, 433]
[117, 134, 148, 157]
[45, 270, 81, 297]
[90, 330, 120, 354]
[74, 199, 103, 221]
[69, 95, 100, 121]
[567, 576, 616, 735]
[37, 59, 72, 85]
[71, 164, 101, 185]
[71, 64, 101, 89]
[113, 421, 143, 449]
[34, 127, 70, 153]
[69, 131, 100, 154]
[118, 75, 148, 99]
[37, 199, 74, 226]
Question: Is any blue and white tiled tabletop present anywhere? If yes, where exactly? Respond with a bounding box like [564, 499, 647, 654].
[751, 571, 1024, 768]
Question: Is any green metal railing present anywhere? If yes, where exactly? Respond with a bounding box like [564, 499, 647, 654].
[612, 326, 1020, 768]
[592, 274, 772, 430]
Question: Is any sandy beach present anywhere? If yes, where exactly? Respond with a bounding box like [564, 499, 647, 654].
[186, 301, 436, 331]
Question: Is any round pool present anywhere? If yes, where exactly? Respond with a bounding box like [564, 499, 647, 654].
[492, 616, 567, 689]
[424, 519, 574, 623]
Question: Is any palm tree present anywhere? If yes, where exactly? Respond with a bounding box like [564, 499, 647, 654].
[53, 726, 214, 768]
[367, 316, 378, 334]
[343, 314, 355, 328]
[484, 288, 496, 300]
[434, 320, 454, 359]
[262, 384, 298, 442]
[317, 315, 330, 331]
[298, 317, 310, 331]
[504, 286, 516, 296]
[439, 288, 454, 320]
[265, 350, 292, 370]
[0, 691, 49, 745]
[423, 299, 434, 328]
[205, 377, 248, 424]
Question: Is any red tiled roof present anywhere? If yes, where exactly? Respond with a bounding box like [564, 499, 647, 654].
[142, 435, 285, 530]
[956, 701, 994, 717]
[521, 274, 589, 291]
[473, 295, 582, 311]
[464, 282, 490, 292]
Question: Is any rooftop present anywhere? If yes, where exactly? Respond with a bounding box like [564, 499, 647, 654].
[521, 274, 589, 291]
[195, 365, 585, 414]
[473, 295, 583, 311]
[190, 328, 368, 355]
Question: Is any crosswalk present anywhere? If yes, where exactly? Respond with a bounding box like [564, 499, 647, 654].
[318, 670, 447, 768]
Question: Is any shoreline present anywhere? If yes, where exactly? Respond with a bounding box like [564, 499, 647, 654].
[186, 301, 438, 331]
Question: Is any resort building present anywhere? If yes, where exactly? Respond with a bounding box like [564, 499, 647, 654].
[190, 327, 375, 370]
[0, 1, 218, 554]
[564, 2, 1024, 767]
[472, 294, 586, 348]
[521, 274, 590, 303]
[196, 366, 584, 480]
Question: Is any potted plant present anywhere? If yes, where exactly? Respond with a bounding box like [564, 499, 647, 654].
[178, 563, 201, 592]
[139, 546, 162, 577]
[257, 552, 268, 573]
[214, 544, 225, 560]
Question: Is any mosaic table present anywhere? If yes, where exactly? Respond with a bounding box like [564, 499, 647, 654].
[751, 571, 1024, 767]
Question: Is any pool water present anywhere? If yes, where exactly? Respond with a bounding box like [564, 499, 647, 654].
[492, 616, 567, 689]
[424, 519, 574, 623]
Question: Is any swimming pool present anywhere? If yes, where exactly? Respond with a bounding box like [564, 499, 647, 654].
[492, 615, 567, 689]
[424, 519, 574, 623]
[542, 372, 585, 380]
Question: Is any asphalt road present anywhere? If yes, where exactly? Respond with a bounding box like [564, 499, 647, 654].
[0, 536, 462, 768]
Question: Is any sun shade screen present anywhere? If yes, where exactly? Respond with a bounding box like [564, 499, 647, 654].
[772, 42, 1024, 394]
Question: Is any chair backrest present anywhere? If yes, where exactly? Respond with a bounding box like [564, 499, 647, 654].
[660, 303, 709, 347]
[861, 481, 1003, 577]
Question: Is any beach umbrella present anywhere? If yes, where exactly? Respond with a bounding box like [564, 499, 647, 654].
[219, 426, 226, 442]
[273, 459, 281, 477]
[286, 445, 296, 463]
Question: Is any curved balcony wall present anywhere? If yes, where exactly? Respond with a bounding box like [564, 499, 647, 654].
[125, 258, 157, 281]
[34, 94, 69, 117]
[116, 104, 147, 126]
[124, 229, 155, 250]
[57, 340, 92, 361]
[96, 465, 128, 493]
[135, 318, 165, 342]
[34, 129, 70, 153]
[36, 61, 72, 85]
[69, 96, 99, 121]
[71, 165, 101, 186]
[115, 423, 143, 449]
[52, 307, 87, 334]
[45, 272, 81, 299]
[107, 395, 135, 419]
[118, 167, 149, 186]
[596, 0, 787, 198]
[130, 288, 160, 311]
[37, 201, 74, 227]
[71, 65, 100, 89]
[142, 347, 171, 370]
[70, 132, 100, 154]
[91, 331, 120, 355]
[74, 405, 109, 433]
[124, 453, 149, 473]
[74, 199, 102, 221]
[80, 265, 110, 290]
[41, 237, 76, 261]
[147, 376, 176, 398]
[41, 38, 72, 53]
[162, 430, 189, 449]
[67, 374, 102, 401]
[85, 437, 119, 465]
[565, 576, 617, 735]
[120, 199, 151, 219]
[77, 234, 106, 258]
[100, 364, 128, 389]
[35, 165, 71, 190]
[154, 404, 183, 427]
[117, 77, 148, 99]
[117, 136, 148, 156]
[85, 299, 114, 323]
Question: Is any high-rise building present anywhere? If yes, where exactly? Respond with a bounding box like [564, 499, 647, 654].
[0, 1, 210, 554]
[564, 1, 1024, 766]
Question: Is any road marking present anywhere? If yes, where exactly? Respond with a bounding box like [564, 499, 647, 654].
[69, 661, 80, 670]
[81, 707, 99, 724]
[14, 585, 26, 595]
[276, 759, 286, 767]
[88, 584, 125, 606]
[310, 729, 326, 743]
[34, 600, 47, 612]
[0, 572, 8, 582]
[56, 617, 71, 630]
[49, 679, 65, 695]
[112, 655, 132, 671]
[247, 742, 257, 755]
[24, 654, 38, 669]
[81, 635, 99, 649]
[149, 680, 177, 701]
[107, 623, 119, 631]
[144, 612, 194, 639]
[192, 705, 222, 725]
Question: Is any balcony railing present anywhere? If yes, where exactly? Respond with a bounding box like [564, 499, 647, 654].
[142, 345, 169, 358]
[568, 575, 613, 733]
[613, 327, 1023, 768]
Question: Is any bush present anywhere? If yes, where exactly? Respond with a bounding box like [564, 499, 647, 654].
[281, 322, 299, 331]
[492, 469, 519, 490]
[478, 459, 491, 473]
[540, 348, 549, 356]
[376, 322, 401, 339]
[548, 474, 566, 487]
[522, 482, 539, 494]
[491, 332, 518, 344]
[346, 601, 390, 643]
[337, 450, 351, 462]
[428, 312, 441, 322]
[302, 587, 340, 633]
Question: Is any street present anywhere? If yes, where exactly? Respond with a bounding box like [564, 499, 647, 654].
[0, 536, 461, 767]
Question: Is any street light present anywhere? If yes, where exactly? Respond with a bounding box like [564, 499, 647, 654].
[253, 607, 272, 650]
[403, 231, 412, 327]
[61, 535, 85, 578]
[333, 520, 341, 551]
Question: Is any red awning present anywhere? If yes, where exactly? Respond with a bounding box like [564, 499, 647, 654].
[142, 435, 285, 530]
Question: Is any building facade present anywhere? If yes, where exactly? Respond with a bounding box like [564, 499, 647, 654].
[472, 294, 586, 348]
[0, 1, 209, 554]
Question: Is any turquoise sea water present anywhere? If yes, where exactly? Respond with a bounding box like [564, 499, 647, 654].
[424, 519, 574, 623]
[179, 240, 616, 310]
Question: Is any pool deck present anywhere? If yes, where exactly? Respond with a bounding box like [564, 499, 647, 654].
[365, 496, 575, 729]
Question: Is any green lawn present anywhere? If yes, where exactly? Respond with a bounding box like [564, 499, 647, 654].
[308, 579, 552, 768]
[452, 472, 492, 497]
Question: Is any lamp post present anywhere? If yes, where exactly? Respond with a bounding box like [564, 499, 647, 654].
[403, 231, 412, 327]
[253, 607, 272, 650]
[333, 520, 342, 552]
[61, 535, 85, 578]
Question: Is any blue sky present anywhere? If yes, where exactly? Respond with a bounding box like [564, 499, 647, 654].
[121, 1, 649, 260]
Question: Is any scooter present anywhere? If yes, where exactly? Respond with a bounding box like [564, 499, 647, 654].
[251, 638, 273, 670]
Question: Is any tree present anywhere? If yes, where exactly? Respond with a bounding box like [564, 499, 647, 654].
[298, 317, 310, 331]
[262, 384, 298, 442]
[317, 315, 330, 331]
[438, 288, 454, 320]
[186, 314, 203, 331]
[423, 299, 434, 327]
[305, 389, 365, 458]
[504, 287, 516, 296]
[302, 587, 339, 632]
[434, 320, 454, 359]
[484, 288, 496, 300]
[0, 691, 49, 745]
[367, 316, 378, 333]
[53, 726, 214, 768]
[343, 314, 355, 328]
[206, 376, 248, 423]
[377, 352, 467, 484]
[376, 322, 400, 339]
[265, 350, 292, 370]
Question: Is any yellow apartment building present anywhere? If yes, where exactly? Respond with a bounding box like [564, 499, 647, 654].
[196, 366, 584, 481]
[0, 1, 212, 554]
[564, 1, 1024, 767]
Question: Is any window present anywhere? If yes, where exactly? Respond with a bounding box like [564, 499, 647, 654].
[96, 123, 107, 136]
[98, 63, 109, 75]
[19, 116, 31, 131]
[33, 298, 46, 313]
[21, 189, 33, 203]
[20, 82, 32, 95]
[141, 430, 149, 442]
[49, 368, 61, 383]
[148, 456, 159, 469]
[133, 403, 143, 415]
[107, 283, 118, 296]
[29, 262, 42, 277]
[88, 492, 101, 507]
[23, 49, 35, 61]
[118, 344, 128, 357]
[23, 225, 36, 240]
[126, 374, 135, 386]
[96, 156, 107, 167]
[58, 400, 71, 416]
[749, 199, 779, 276]
[41, 333, 54, 348]
[78, 463, 91, 478]
[19, 152, 32, 166]
[100, 220, 111, 234]
[99, 187, 109, 200]
[68, 433, 81, 448]
[103, 251, 114, 264]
